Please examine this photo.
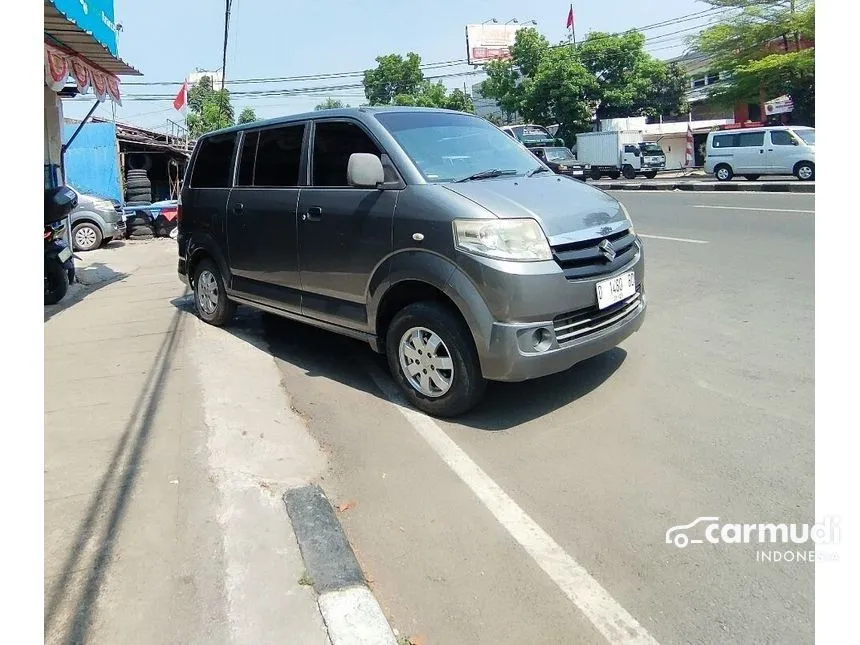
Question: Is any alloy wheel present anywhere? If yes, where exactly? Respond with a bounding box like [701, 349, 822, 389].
[398, 326, 454, 398]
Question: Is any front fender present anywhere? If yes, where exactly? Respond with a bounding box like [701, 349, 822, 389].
[367, 250, 495, 359]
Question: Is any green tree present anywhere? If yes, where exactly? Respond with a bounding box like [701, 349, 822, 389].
[186, 75, 235, 137]
[314, 97, 350, 110]
[694, 0, 815, 124]
[483, 29, 598, 144]
[362, 53, 423, 105]
[578, 31, 688, 119]
[238, 107, 257, 124]
[363, 53, 475, 112]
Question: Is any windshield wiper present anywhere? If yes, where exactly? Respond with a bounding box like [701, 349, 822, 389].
[454, 168, 517, 183]
[526, 166, 552, 177]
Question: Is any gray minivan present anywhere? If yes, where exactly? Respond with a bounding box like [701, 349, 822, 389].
[177, 107, 646, 416]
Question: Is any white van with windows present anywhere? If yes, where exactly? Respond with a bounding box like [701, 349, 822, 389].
[704, 126, 815, 181]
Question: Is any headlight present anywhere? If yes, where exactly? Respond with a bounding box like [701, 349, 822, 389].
[453, 218, 552, 262]
[619, 202, 636, 236]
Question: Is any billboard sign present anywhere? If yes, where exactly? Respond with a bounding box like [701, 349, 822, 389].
[764, 95, 794, 116]
[51, 0, 119, 56]
[465, 23, 524, 65]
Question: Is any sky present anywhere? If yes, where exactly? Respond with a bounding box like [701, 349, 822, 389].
[63, 0, 712, 132]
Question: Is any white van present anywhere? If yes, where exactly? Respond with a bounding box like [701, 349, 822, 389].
[704, 126, 815, 181]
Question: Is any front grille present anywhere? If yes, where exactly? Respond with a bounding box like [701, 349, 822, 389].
[553, 289, 642, 345]
[551, 228, 638, 279]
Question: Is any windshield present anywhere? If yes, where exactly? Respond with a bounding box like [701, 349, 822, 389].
[793, 129, 815, 145]
[512, 125, 553, 142]
[543, 147, 575, 161]
[640, 144, 664, 154]
[376, 112, 542, 182]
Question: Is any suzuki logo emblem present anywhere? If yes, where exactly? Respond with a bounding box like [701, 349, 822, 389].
[599, 239, 616, 261]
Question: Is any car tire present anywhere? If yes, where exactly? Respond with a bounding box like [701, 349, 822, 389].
[795, 162, 814, 181]
[45, 261, 69, 305]
[714, 164, 734, 181]
[126, 177, 151, 190]
[590, 167, 602, 180]
[193, 259, 236, 326]
[622, 165, 636, 180]
[72, 222, 103, 252]
[386, 301, 486, 417]
[126, 190, 152, 201]
[643, 171, 658, 179]
[743, 174, 760, 181]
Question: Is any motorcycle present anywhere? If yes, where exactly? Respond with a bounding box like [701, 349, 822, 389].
[45, 186, 78, 306]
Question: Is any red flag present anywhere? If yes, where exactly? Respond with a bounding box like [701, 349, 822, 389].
[566, 7, 575, 29]
[173, 81, 188, 115]
[685, 123, 695, 167]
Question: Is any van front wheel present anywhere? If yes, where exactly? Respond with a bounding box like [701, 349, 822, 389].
[386, 302, 486, 417]
[715, 164, 734, 181]
[795, 162, 814, 181]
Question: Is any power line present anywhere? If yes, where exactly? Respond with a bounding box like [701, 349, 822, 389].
[123, 6, 731, 88]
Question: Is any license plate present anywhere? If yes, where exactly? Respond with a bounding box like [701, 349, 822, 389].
[596, 271, 636, 309]
[58, 247, 72, 263]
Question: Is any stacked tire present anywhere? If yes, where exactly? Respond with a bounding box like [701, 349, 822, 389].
[126, 212, 155, 240]
[125, 169, 152, 206]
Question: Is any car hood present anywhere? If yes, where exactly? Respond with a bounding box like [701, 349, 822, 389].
[442, 175, 629, 244]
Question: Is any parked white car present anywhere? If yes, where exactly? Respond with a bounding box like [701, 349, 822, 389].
[704, 126, 815, 181]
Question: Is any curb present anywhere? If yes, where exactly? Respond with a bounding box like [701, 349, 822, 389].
[593, 181, 814, 193]
[284, 485, 398, 645]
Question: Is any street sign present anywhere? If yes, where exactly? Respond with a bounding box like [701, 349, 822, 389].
[764, 95, 794, 116]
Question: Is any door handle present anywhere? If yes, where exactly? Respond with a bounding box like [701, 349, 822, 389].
[305, 206, 323, 222]
[768, 149, 774, 152]
[232, 202, 244, 214]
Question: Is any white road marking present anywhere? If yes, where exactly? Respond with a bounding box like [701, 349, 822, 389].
[368, 369, 661, 645]
[692, 205, 814, 213]
[638, 234, 708, 244]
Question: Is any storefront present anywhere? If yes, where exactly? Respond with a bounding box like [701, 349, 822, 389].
[44, 0, 140, 187]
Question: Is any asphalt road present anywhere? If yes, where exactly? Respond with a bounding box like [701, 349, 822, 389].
[261, 190, 814, 645]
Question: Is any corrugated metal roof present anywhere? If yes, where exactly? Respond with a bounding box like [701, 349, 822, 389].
[44, 1, 141, 76]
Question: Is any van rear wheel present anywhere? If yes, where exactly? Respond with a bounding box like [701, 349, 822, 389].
[715, 164, 734, 181]
[193, 259, 236, 326]
[386, 302, 486, 417]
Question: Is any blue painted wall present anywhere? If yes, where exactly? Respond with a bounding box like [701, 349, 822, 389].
[62, 122, 121, 202]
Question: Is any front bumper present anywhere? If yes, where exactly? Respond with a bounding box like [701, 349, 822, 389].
[483, 295, 646, 381]
[455, 244, 646, 382]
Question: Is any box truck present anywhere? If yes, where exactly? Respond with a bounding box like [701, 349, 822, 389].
[575, 130, 664, 180]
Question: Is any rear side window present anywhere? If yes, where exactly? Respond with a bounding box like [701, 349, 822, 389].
[254, 124, 306, 187]
[190, 134, 236, 188]
[712, 133, 737, 148]
[312, 121, 381, 187]
[770, 130, 795, 146]
[737, 132, 764, 147]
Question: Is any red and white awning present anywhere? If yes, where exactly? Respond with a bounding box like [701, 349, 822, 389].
[44, 43, 122, 105]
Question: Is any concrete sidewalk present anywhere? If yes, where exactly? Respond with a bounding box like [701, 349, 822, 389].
[43, 240, 334, 645]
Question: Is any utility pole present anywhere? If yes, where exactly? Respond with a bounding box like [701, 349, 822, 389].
[217, 0, 232, 126]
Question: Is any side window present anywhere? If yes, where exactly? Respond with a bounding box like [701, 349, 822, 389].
[236, 132, 259, 187]
[312, 121, 381, 187]
[254, 124, 306, 187]
[712, 134, 737, 148]
[189, 134, 236, 188]
[770, 130, 794, 146]
[737, 132, 765, 147]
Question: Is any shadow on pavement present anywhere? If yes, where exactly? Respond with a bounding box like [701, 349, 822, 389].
[44, 304, 185, 645]
[170, 295, 625, 430]
[43, 262, 128, 323]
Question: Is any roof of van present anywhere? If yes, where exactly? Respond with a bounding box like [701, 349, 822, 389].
[198, 106, 476, 139]
[707, 124, 813, 136]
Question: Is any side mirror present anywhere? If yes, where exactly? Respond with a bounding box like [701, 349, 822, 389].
[44, 186, 78, 224]
[792, 139, 799, 146]
[347, 153, 385, 188]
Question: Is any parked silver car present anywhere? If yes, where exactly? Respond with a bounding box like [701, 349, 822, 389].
[68, 186, 126, 251]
